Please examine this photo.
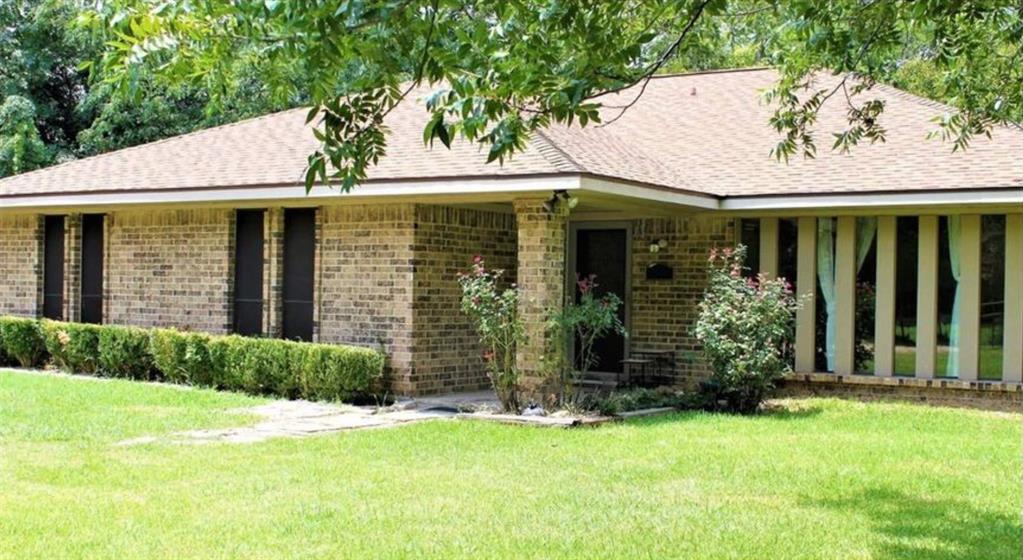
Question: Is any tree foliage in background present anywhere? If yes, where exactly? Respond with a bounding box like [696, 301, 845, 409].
[0, 0, 300, 177]
[0, 96, 50, 176]
[84, 0, 1021, 191]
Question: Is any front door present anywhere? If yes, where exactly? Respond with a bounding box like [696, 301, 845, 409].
[573, 227, 628, 374]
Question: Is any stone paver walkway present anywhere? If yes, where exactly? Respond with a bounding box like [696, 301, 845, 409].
[117, 398, 460, 446]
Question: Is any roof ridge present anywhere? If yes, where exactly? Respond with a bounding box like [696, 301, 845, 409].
[530, 129, 585, 172]
[648, 66, 774, 80]
[0, 106, 308, 186]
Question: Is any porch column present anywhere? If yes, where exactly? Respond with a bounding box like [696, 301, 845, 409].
[759, 217, 779, 279]
[794, 217, 817, 372]
[1004, 214, 1023, 382]
[873, 216, 897, 376]
[833, 216, 857, 374]
[513, 197, 569, 393]
[264, 208, 285, 338]
[915, 216, 939, 378]
[956, 215, 982, 380]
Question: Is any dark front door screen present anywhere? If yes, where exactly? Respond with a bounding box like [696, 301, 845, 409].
[282, 209, 315, 341]
[234, 210, 265, 336]
[574, 228, 627, 373]
[43, 216, 65, 320]
[80, 214, 104, 324]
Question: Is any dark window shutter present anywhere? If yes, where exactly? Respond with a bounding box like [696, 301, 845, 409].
[43, 216, 65, 320]
[233, 210, 265, 336]
[282, 209, 315, 341]
[80, 214, 105, 324]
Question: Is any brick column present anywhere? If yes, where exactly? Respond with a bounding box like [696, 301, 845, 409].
[64, 213, 82, 322]
[513, 197, 568, 397]
[265, 208, 285, 338]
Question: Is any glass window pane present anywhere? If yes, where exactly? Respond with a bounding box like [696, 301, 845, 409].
[894, 217, 918, 376]
[855, 219, 877, 374]
[740, 219, 760, 277]
[937, 217, 956, 377]
[980, 215, 1006, 379]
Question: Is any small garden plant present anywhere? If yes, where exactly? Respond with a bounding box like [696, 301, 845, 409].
[694, 245, 800, 414]
[457, 256, 523, 412]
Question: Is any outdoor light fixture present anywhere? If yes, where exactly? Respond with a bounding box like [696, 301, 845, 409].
[648, 239, 668, 253]
[542, 190, 578, 213]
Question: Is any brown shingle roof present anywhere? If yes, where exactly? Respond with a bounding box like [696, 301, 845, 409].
[2, 68, 1021, 199]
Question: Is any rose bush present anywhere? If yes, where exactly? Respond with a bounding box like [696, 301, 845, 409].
[457, 256, 524, 412]
[694, 245, 800, 414]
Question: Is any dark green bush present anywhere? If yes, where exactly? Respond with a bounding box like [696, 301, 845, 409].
[0, 316, 47, 368]
[149, 329, 219, 386]
[42, 321, 102, 374]
[97, 325, 153, 379]
[297, 343, 388, 402]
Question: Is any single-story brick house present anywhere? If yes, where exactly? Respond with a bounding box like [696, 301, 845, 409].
[1, 68, 1021, 406]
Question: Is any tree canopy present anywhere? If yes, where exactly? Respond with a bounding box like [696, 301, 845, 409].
[7, 1, 1020, 189]
[0, 0, 299, 177]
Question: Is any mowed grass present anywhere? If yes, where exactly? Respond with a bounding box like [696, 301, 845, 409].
[1, 370, 1020, 559]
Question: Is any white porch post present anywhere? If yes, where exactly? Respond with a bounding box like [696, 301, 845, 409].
[795, 217, 817, 372]
[759, 217, 779, 280]
[956, 215, 982, 380]
[916, 216, 939, 378]
[834, 216, 857, 374]
[1004, 214, 1023, 382]
[874, 216, 897, 376]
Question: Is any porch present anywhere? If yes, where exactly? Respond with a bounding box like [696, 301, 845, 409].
[507, 193, 1023, 395]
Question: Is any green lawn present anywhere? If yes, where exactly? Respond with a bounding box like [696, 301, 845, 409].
[1, 371, 1020, 559]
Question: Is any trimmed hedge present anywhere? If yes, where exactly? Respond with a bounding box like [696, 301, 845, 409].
[0, 316, 46, 368]
[0, 316, 386, 402]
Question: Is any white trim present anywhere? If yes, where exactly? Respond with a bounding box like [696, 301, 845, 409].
[579, 176, 719, 210]
[721, 188, 1023, 211]
[0, 175, 583, 210]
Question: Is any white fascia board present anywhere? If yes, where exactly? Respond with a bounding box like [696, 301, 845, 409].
[0, 175, 583, 210]
[721, 188, 1023, 211]
[579, 176, 720, 210]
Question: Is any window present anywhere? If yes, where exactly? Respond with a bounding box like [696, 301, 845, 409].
[894, 217, 919, 375]
[979, 215, 1006, 379]
[739, 218, 760, 276]
[43, 216, 65, 320]
[80, 214, 105, 324]
[233, 210, 265, 336]
[282, 208, 315, 341]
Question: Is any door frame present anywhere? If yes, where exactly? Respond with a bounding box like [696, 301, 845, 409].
[566, 221, 633, 373]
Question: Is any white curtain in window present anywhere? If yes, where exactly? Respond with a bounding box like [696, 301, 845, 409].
[817, 219, 838, 371]
[817, 217, 877, 371]
[947, 216, 962, 377]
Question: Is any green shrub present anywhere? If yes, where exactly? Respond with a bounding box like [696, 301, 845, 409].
[42, 321, 102, 374]
[0, 316, 47, 368]
[694, 246, 801, 414]
[148, 329, 219, 386]
[297, 343, 387, 402]
[97, 326, 153, 379]
[224, 337, 296, 396]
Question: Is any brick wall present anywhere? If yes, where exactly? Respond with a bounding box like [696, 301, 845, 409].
[0, 214, 42, 317]
[318, 204, 417, 391]
[629, 215, 735, 387]
[778, 373, 1023, 413]
[106, 209, 233, 333]
[411, 205, 518, 394]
